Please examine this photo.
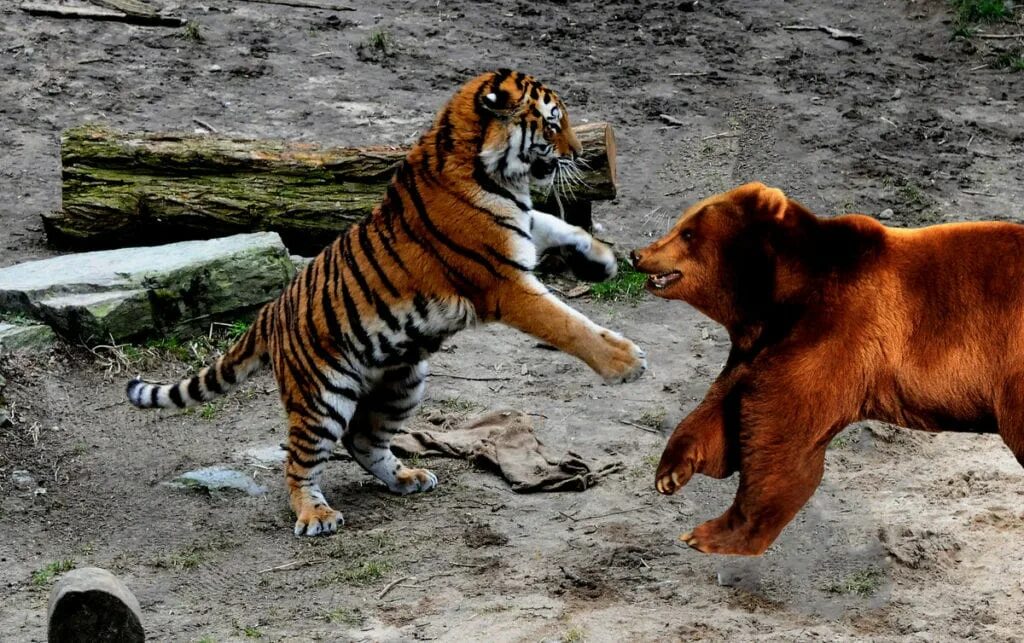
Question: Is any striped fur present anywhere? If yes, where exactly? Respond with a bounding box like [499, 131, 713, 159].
[126, 70, 646, 536]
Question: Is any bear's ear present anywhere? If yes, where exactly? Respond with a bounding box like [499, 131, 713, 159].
[736, 182, 791, 224]
[755, 185, 789, 223]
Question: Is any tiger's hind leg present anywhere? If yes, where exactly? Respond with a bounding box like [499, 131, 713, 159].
[344, 361, 438, 495]
[282, 379, 358, 537]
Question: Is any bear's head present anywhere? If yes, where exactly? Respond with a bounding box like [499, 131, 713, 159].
[631, 182, 815, 334]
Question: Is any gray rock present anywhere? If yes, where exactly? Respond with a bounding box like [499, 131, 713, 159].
[237, 444, 287, 467]
[879, 208, 894, 220]
[0, 322, 57, 352]
[48, 567, 144, 643]
[290, 254, 313, 271]
[11, 469, 35, 490]
[0, 233, 295, 342]
[167, 466, 268, 496]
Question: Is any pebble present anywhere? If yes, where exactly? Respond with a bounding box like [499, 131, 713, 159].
[11, 469, 35, 490]
[879, 208, 894, 220]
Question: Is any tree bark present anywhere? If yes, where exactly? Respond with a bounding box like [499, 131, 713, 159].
[48, 122, 618, 255]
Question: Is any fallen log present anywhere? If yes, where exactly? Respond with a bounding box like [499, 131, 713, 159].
[20, 2, 186, 27]
[47, 122, 618, 255]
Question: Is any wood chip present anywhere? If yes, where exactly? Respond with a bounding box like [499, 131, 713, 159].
[236, 0, 356, 10]
[564, 284, 591, 298]
[658, 114, 685, 126]
[782, 24, 863, 44]
[89, 0, 159, 18]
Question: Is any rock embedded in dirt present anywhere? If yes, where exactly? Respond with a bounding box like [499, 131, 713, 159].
[167, 466, 269, 496]
[237, 444, 287, 467]
[0, 232, 295, 343]
[0, 322, 57, 352]
[10, 469, 35, 490]
[47, 567, 144, 643]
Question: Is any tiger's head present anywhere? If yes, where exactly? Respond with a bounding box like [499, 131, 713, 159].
[433, 70, 583, 205]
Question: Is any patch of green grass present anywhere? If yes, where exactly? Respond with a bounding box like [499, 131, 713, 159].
[224, 320, 250, 343]
[325, 607, 362, 626]
[827, 568, 885, 597]
[993, 49, 1024, 71]
[562, 626, 586, 643]
[335, 559, 393, 585]
[183, 21, 203, 42]
[0, 312, 34, 326]
[897, 182, 928, 209]
[151, 538, 237, 571]
[242, 626, 262, 639]
[146, 335, 195, 363]
[590, 260, 647, 302]
[198, 402, 218, 421]
[32, 559, 75, 586]
[952, 0, 1011, 24]
[368, 29, 391, 53]
[829, 433, 853, 449]
[436, 397, 481, 414]
[627, 452, 661, 480]
[328, 530, 396, 561]
[636, 407, 666, 429]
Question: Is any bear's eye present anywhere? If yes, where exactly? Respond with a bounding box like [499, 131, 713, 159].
[681, 229, 694, 242]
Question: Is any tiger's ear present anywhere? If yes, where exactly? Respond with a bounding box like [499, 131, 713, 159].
[479, 89, 516, 118]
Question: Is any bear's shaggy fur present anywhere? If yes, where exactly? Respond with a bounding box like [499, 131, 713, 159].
[632, 182, 1024, 555]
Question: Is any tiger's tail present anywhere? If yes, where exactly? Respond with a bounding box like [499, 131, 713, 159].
[126, 306, 272, 409]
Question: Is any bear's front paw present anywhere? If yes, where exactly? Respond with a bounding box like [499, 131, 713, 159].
[655, 461, 694, 495]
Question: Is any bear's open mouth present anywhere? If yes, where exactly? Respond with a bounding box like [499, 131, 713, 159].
[647, 270, 682, 289]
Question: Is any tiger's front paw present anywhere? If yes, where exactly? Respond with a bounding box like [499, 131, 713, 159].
[293, 505, 344, 537]
[595, 330, 646, 384]
[568, 238, 617, 283]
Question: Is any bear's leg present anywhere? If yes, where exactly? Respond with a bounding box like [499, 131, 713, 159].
[996, 378, 1024, 467]
[681, 441, 828, 556]
[655, 379, 739, 495]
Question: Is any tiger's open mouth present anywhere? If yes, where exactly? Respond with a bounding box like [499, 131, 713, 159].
[647, 271, 682, 290]
[530, 157, 557, 179]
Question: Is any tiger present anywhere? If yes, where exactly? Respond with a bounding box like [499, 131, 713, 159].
[126, 69, 647, 536]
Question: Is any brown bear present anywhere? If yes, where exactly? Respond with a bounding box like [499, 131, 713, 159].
[630, 182, 1024, 556]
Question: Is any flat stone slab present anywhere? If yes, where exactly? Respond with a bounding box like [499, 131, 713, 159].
[48, 567, 144, 643]
[0, 232, 294, 342]
[167, 466, 268, 496]
[0, 322, 56, 352]
[237, 444, 287, 468]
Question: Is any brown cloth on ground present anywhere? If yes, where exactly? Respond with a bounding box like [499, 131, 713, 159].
[391, 410, 623, 492]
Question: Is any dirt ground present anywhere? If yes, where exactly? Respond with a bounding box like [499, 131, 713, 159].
[2, 1, 1024, 641]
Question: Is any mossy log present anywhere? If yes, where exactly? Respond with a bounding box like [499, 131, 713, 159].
[48, 122, 618, 255]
